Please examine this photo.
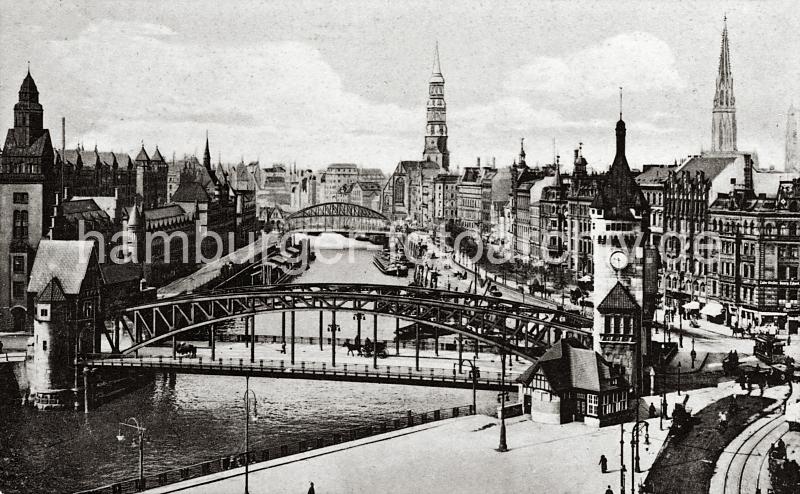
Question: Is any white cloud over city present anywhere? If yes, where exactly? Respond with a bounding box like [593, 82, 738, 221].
[0, 0, 797, 171]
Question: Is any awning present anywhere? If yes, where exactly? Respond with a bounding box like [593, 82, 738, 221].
[578, 275, 593, 283]
[683, 301, 700, 310]
[700, 302, 724, 317]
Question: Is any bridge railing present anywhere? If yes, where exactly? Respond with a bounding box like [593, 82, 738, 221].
[83, 356, 520, 386]
[74, 404, 473, 494]
[0, 351, 28, 363]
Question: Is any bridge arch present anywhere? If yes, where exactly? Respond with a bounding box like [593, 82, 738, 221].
[284, 202, 392, 233]
[115, 284, 592, 361]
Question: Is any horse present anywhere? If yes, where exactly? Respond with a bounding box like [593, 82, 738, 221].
[731, 326, 747, 338]
[176, 342, 197, 358]
[342, 340, 363, 357]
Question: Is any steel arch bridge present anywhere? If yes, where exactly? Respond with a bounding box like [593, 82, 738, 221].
[110, 283, 592, 361]
[284, 202, 392, 233]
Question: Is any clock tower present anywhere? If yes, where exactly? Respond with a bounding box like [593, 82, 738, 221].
[590, 114, 652, 394]
[423, 42, 449, 171]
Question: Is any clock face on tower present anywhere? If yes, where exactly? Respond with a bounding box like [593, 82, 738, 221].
[609, 250, 629, 271]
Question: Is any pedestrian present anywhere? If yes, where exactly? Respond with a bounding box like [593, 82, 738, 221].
[605, 485, 614, 494]
[281, 341, 286, 354]
[648, 402, 656, 419]
[0, 340, 4, 353]
[599, 454, 608, 473]
[308, 481, 315, 494]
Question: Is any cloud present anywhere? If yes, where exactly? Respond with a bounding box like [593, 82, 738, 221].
[40, 20, 418, 165]
[505, 32, 686, 99]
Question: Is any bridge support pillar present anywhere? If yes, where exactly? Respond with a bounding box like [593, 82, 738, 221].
[373, 313, 378, 369]
[83, 367, 91, 414]
[210, 325, 216, 361]
[458, 333, 463, 373]
[281, 313, 286, 344]
[331, 311, 337, 367]
[319, 311, 324, 351]
[172, 336, 176, 359]
[244, 316, 249, 348]
[434, 327, 439, 357]
[395, 318, 400, 356]
[415, 323, 420, 371]
[249, 315, 255, 363]
[290, 311, 295, 365]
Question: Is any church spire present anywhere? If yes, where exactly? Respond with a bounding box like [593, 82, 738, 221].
[423, 42, 449, 170]
[432, 41, 442, 76]
[203, 131, 212, 170]
[711, 16, 737, 152]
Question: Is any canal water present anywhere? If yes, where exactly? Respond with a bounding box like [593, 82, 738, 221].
[0, 235, 500, 494]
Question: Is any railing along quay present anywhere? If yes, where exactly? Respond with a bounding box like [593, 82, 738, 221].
[74, 404, 473, 494]
[81, 356, 517, 391]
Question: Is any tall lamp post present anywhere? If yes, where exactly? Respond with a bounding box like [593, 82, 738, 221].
[353, 312, 365, 346]
[497, 349, 508, 452]
[116, 417, 146, 489]
[243, 375, 259, 494]
[327, 320, 340, 366]
[631, 420, 650, 474]
[454, 358, 479, 415]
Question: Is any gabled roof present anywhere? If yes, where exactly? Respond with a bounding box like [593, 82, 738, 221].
[517, 338, 624, 393]
[28, 240, 95, 296]
[591, 119, 649, 220]
[151, 147, 165, 162]
[100, 263, 142, 286]
[597, 282, 640, 313]
[171, 181, 211, 203]
[135, 146, 150, 162]
[35, 277, 67, 303]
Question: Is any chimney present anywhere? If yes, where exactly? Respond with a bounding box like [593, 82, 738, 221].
[492, 157, 496, 168]
[477, 157, 481, 167]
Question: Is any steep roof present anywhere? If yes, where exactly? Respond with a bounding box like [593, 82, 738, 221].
[144, 204, 187, 221]
[591, 119, 649, 220]
[635, 164, 675, 185]
[517, 338, 622, 393]
[171, 181, 211, 203]
[35, 277, 67, 303]
[678, 155, 737, 181]
[135, 146, 150, 162]
[597, 282, 640, 313]
[28, 240, 95, 295]
[151, 146, 165, 162]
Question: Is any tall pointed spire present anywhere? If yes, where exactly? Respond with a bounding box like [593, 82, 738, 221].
[423, 42, 449, 170]
[432, 41, 442, 76]
[203, 130, 212, 170]
[711, 16, 737, 152]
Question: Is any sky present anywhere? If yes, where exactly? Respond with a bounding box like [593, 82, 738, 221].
[1, 0, 798, 173]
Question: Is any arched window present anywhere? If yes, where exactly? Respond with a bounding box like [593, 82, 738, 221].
[393, 178, 405, 205]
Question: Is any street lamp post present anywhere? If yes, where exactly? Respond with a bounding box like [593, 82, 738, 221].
[677, 361, 682, 396]
[353, 312, 365, 347]
[328, 319, 340, 367]
[498, 348, 508, 452]
[454, 359, 479, 415]
[243, 375, 259, 494]
[631, 420, 650, 473]
[116, 417, 146, 489]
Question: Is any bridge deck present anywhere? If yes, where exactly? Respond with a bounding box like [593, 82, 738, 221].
[82, 356, 517, 391]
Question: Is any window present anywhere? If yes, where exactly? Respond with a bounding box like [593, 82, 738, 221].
[12, 281, 24, 299]
[587, 394, 598, 416]
[12, 210, 29, 239]
[40, 308, 49, 317]
[13, 192, 28, 204]
[42, 340, 47, 351]
[12, 256, 25, 274]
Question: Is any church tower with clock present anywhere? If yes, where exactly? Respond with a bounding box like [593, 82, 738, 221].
[423, 42, 449, 171]
[590, 113, 652, 394]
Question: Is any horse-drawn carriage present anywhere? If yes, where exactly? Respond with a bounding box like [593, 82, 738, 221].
[671, 395, 698, 436]
[343, 339, 388, 359]
[364, 340, 388, 359]
[722, 350, 740, 376]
